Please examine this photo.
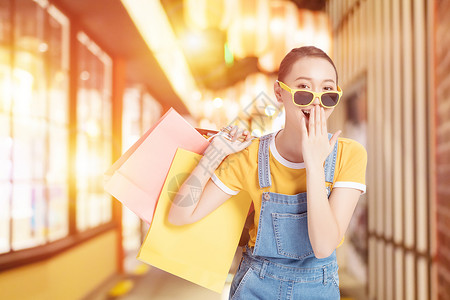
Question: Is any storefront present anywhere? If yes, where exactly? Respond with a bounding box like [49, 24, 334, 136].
[0, 1, 172, 298]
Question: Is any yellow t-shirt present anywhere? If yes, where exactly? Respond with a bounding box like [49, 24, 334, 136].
[211, 132, 367, 248]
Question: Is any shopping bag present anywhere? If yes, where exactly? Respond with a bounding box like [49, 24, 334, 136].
[104, 108, 210, 224]
[137, 148, 252, 293]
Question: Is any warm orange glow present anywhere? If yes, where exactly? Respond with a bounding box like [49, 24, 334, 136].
[192, 90, 202, 101]
[85, 120, 100, 137]
[295, 10, 331, 55]
[121, 0, 199, 115]
[227, 0, 270, 59]
[312, 12, 332, 54]
[212, 97, 223, 108]
[11, 68, 34, 116]
[180, 31, 207, 52]
[122, 0, 331, 129]
[76, 151, 104, 181]
[245, 73, 272, 99]
[80, 71, 90, 81]
[296, 9, 315, 46]
[0, 67, 12, 112]
[38, 42, 48, 52]
[224, 101, 239, 120]
[183, 0, 234, 30]
[205, 102, 214, 118]
[258, 1, 298, 73]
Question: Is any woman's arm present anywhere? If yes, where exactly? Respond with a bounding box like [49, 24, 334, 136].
[301, 106, 363, 258]
[305, 166, 361, 258]
[168, 126, 252, 226]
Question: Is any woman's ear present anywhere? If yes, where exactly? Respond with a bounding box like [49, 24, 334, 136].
[274, 81, 283, 103]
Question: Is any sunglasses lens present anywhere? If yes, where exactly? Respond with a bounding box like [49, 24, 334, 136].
[321, 93, 339, 107]
[294, 91, 313, 106]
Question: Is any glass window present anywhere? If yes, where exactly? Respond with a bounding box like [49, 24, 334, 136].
[12, 119, 47, 250]
[0, 0, 12, 254]
[0, 180, 11, 253]
[76, 32, 113, 231]
[122, 87, 161, 272]
[46, 4, 69, 241]
[122, 88, 143, 272]
[142, 92, 162, 130]
[0, 0, 70, 253]
[12, 0, 47, 250]
[47, 126, 69, 241]
[0, 0, 131, 263]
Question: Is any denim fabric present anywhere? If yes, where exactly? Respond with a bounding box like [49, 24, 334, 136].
[230, 133, 340, 299]
[229, 248, 340, 300]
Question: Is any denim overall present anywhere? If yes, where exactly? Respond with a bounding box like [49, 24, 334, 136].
[229, 133, 340, 300]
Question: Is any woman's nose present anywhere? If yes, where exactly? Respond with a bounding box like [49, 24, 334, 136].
[312, 96, 321, 106]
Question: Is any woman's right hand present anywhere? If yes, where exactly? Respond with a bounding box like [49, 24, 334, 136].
[206, 125, 254, 158]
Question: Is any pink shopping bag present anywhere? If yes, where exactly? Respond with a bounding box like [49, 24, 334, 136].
[104, 108, 210, 224]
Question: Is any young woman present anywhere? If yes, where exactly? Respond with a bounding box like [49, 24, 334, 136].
[168, 46, 367, 299]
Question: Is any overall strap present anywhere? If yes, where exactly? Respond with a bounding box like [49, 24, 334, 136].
[324, 133, 338, 185]
[258, 132, 338, 192]
[257, 133, 274, 189]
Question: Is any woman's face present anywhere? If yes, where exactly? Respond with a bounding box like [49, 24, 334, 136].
[274, 57, 338, 129]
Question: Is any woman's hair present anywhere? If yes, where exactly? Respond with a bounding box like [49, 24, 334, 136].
[277, 46, 338, 85]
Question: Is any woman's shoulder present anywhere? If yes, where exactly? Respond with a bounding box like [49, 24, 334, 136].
[337, 137, 366, 151]
[228, 131, 277, 162]
[224, 136, 260, 163]
[336, 137, 367, 162]
[243, 137, 261, 160]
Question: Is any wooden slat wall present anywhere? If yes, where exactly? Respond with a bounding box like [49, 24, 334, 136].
[434, 0, 450, 299]
[326, 0, 432, 299]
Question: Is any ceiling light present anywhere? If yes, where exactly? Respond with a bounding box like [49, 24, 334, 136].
[213, 97, 223, 108]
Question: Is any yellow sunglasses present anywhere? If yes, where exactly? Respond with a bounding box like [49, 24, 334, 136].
[277, 80, 343, 108]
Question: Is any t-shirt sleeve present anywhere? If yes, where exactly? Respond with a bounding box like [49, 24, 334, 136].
[334, 139, 368, 194]
[211, 150, 248, 195]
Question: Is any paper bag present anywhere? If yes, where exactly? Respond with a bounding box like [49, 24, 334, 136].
[137, 148, 252, 293]
[104, 108, 210, 224]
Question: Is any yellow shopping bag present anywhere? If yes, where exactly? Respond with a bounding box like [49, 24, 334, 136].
[137, 148, 252, 293]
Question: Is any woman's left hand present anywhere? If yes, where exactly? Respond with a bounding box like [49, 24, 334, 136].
[300, 106, 341, 170]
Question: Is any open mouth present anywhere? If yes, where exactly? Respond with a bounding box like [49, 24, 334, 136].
[301, 109, 311, 123]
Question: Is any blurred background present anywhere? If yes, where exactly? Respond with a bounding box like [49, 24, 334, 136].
[0, 0, 448, 299]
